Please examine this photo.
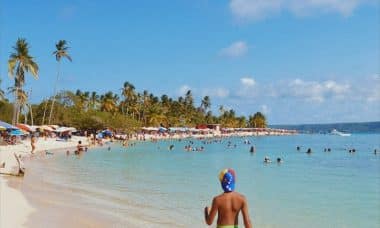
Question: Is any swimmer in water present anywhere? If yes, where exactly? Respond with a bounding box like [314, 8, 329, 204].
[264, 156, 272, 163]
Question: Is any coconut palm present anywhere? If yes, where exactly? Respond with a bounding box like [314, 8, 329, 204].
[8, 38, 39, 125]
[201, 95, 211, 113]
[8, 86, 29, 123]
[48, 40, 72, 124]
[121, 81, 136, 115]
[0, 78, 5, 100]
[248, 112, 267, 128]
[100, 91, 119, 113]
[90, 91, 100, 110]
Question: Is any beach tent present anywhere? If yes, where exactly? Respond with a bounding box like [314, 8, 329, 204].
[0, 120, 19, 130]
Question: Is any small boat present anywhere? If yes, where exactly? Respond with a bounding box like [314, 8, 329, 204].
[330, 129, 351, 137]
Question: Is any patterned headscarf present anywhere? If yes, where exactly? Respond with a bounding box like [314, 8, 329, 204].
[219, 168, 236, 192]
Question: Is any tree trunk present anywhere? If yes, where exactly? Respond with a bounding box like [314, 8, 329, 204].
[29, 103, 34, 126]
[41, 99, 48, 125]
[48, 62, 60, 124]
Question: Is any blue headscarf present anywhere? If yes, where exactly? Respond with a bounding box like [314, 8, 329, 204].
[219, 168, 236, 192]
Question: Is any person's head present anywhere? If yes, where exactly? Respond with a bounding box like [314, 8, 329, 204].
[219, 168, 236, 193]
[78, 141, 82, 144]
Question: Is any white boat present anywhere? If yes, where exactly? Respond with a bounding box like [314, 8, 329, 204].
[330, 129, 351, 136]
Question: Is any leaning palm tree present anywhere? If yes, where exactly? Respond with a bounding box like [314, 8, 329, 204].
[8, 38, 39, 125]
[7, 87, 29, 123]
[0, 78, 5, 100]
[48, 40, 72, 124]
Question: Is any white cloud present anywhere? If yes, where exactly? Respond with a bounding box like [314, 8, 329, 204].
[219, 41, 248, 58]
[240, 77, 256, 87]
[286, 79, 350, 102]
[229, 0, 373, 21]
[202, 87, 230, 98]
[178, 85, 191, 96]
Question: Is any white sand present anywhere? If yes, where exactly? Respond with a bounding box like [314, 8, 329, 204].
[0, 177, 35, 228]
[0, 136, 90, 228]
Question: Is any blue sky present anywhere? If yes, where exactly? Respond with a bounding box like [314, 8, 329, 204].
[0, 0, 379, 124]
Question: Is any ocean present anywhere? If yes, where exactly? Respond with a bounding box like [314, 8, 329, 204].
[19, 134, 380, 227]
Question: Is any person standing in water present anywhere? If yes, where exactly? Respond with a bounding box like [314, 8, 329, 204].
[204, 168, 253, 228]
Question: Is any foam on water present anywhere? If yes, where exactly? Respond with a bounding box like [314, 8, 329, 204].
[23, 134, 380, 227]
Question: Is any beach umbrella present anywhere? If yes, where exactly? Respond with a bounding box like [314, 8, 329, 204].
[9, 129, 26, 136]
[16, 123, 35, 132]
[0, 120, 19, 130]
[158, 127, 167, 133]
[40, 125, 54, 131]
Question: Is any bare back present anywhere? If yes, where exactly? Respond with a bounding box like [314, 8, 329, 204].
[215, 192, 244, 225]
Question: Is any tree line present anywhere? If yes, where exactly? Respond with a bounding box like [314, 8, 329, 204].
[0, 38, 267, 131]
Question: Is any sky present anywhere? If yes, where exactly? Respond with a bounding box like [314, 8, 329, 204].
[0, 0, 379, 124]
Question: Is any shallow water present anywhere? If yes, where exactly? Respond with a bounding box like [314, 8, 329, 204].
[21, 134, 380, 227]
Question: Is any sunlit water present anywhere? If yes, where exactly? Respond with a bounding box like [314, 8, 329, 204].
[24, 134, 380, 227]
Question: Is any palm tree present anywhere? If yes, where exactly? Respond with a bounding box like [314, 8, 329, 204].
[248, 112, 267, 128]
[7, 87, 29, 124]
[201, 95, 211, 113]
[100, 91, 118, 113]
[0, 78, 5, 100]
[8, 38, 38, 125]
[121, 81, 136, 115]
[90, 91, 100, 110]
[49, 40, 72, 124]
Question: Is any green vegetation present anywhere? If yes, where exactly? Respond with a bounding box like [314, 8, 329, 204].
[1, 38, 267, 131]
[48, 40, 72, 125]
[8, 38, 39, 125]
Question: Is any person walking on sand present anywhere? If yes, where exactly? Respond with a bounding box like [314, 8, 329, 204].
[204, 168, 253, 228]
[31, 135, 36, 154]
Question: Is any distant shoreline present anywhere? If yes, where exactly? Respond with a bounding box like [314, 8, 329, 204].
[271, 121, 380, 134]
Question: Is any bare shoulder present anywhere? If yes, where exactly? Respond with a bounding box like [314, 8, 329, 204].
[233, 192, 247, 201]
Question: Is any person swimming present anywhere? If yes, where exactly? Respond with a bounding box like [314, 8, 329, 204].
[204, 169, 252, 228]
[264, 156, 271, 163]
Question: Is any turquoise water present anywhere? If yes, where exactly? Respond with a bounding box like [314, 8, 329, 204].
[26, 134, 380, 227]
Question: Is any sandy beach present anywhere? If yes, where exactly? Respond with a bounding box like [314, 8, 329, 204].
[0, 136, 90, 227]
